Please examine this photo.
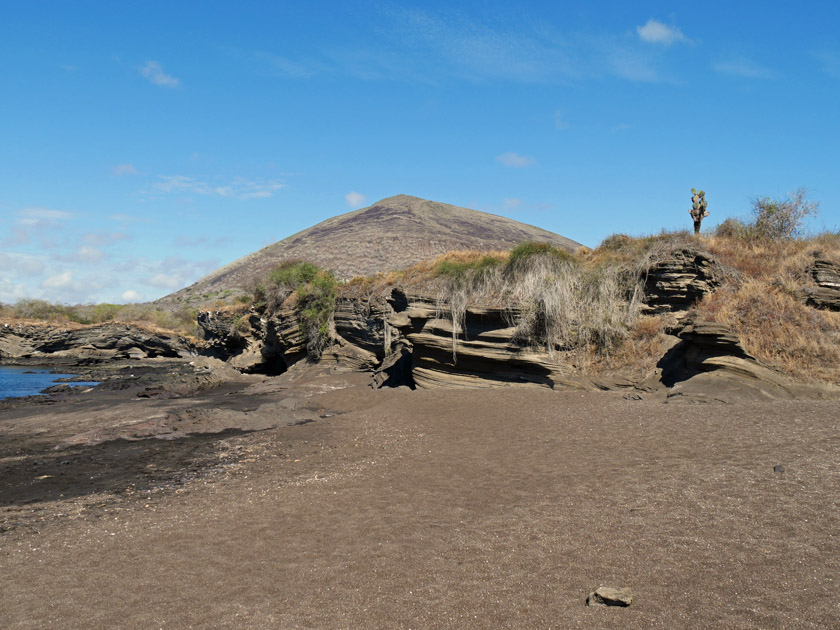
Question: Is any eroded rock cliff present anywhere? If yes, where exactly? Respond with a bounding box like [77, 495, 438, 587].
[0, 323, 194, 364]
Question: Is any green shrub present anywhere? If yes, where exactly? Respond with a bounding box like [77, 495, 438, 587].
[269, 260, 320, 288]
[434, 255, 503, 279]
[296, 270, 338, 359]
[263, 261, 338, 360]
[11, 299, 74, 322]
[714, 217, 749, 239]
[506, 241, 573, 273]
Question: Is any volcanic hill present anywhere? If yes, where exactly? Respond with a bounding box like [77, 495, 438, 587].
[160, 195, 582, 304]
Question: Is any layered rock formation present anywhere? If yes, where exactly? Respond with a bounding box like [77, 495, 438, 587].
[802, 258, 840, 311]
[640, 248, 719, 315]
[381, 294, 579, 389]
[197, 309, 305, 374]
[188, 246, 839, 400]
[0, 323, 194, 364]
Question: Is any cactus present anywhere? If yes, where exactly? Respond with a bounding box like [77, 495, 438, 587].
[689, 188, 709, 234]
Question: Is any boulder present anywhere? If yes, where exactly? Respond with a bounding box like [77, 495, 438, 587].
[586, 586, 633, 607]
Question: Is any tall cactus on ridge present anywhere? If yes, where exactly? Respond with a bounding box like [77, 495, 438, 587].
[689, 188, 709, 235]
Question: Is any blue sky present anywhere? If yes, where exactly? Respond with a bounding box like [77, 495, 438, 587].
[2, 1, 839, 304]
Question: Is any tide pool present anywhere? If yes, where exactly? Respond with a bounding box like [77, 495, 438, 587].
[0, 366, 100, 400]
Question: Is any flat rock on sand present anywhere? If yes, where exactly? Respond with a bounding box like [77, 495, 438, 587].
[2, 377, 840, 628]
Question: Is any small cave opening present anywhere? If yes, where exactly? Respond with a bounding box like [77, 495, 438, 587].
[245, 356, 288, 376]
[388, 288, 409, 313]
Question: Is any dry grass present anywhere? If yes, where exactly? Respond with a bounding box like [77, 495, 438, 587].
[695, 280, 840, 383]
[359, 232, 840, 385]
[590, 314, 673, 378]
[0, 300, 199, 338]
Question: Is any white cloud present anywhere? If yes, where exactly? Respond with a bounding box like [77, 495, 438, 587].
[112, 163, 138, 176]
[144, 274, 183, 290]
[345, 191, 367, 208]
[636, 20, 688, 46]
[496, 152, 535, 168]
[713, 58, 774, 79]
[554, 109, 570, 130]
[41, 271, 75, 289]
[0, 252, 44, 276]
[503, 198, 522, 209]
[149, 175, 285, 199]
[121, 289, 141, 302]
[140, 61, 180, 88]
[72, 246, 106, 263]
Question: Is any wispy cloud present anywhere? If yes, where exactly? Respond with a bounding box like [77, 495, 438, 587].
[17, 207, 72, 224]
[112, 163, 138, 176]
[238, 10, 688, 86]
[140, 61, 180, 88]
[0, 252, 44, 277]
[58, 246, 106, 264]
[390, 9, 581, 84]
[814, 49, 840, 78]
[554, 109, 570, 130]
[144, 273, 183, 289]
[109, 213, 151, 224]
[503, 198, 522, 209]
[148, 175, 285, 199]
[173, 235, 233, 248]
[636, 19, 688, 46]
[713, 57, 775, 79]
[345, 191, 367, 208]
[606, 46, 661, 82]
[252, 51, 325, 78]
[497, 152, 535, 168]
[82, 231, 129, 247]
[138, 255, 219, 292]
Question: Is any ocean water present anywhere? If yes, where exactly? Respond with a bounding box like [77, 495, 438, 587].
[0, 366, 100, 400]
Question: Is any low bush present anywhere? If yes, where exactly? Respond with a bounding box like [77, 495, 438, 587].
[263, 260, 338, 359]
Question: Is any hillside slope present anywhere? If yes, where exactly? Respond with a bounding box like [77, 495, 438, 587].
[160, 195, 582, 304]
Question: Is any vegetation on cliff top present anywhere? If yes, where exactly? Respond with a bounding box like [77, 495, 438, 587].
[256, 260, 338, 360]
[0, 300, 198, 338]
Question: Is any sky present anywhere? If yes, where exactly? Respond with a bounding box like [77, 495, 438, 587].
[2, 1, 839, 304]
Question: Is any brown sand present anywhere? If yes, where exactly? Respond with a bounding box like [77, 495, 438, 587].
[2, 373, 840, 628]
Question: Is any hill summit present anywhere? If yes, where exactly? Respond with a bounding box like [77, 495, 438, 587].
[161, 194, 582, 303]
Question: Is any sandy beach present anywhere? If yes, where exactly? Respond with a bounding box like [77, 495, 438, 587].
[2, 368, 839, 628]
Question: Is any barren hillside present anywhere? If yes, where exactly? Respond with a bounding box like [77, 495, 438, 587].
[159, 195, 581, 304]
